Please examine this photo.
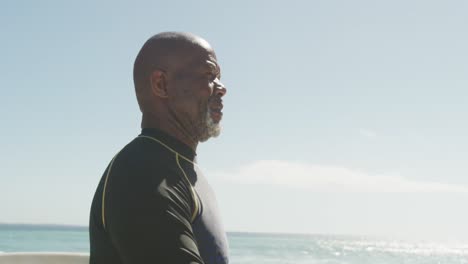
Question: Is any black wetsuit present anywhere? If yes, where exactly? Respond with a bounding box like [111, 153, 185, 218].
[89, 128, 229, 264]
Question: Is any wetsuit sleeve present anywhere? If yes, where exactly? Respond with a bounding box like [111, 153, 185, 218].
[104, 157, 204, 264]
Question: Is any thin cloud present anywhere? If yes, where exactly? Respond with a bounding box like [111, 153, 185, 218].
[217, 160, 468, 193]
[359, 128, 377, 138]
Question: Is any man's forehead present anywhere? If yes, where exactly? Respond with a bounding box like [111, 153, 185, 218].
[166, 45, 216, 71]
[196, 37, 213, 51]
[188, 51, 220, 71]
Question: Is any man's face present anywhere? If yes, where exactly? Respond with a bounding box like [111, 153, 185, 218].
[166, 46, 226, 142]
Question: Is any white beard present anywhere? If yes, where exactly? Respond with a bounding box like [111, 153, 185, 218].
[199, 109, 221, 142]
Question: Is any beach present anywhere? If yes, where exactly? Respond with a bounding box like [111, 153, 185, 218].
[1, 224, 468, 264]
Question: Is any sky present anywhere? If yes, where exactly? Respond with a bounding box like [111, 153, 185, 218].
[1, 0, 468, 242]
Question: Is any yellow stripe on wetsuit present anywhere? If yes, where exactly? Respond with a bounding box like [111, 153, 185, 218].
[101, 135, 200, 229]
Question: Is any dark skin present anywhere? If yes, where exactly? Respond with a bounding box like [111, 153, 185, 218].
[135, 32, 227, 151]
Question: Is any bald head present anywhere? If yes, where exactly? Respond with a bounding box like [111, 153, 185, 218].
[133, 32, 215, 110]
[132, 32, 226, 147]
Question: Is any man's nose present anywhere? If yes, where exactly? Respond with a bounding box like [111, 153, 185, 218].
[214, 80, 227, 97]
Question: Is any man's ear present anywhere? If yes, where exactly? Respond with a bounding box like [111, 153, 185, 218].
[150, 70, 169, 98]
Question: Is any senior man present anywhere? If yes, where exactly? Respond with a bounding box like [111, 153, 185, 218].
[89, 32, 229, 264]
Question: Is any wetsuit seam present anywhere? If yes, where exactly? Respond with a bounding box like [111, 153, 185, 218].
[138, 135, 201, 223]
[101, 152, 121, 230]
[176, 153, 200, 222]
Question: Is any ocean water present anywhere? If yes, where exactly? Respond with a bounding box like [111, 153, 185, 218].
[1, 224, 468, 264]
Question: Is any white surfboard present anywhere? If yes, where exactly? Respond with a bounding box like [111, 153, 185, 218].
[0, 252, 89, 264]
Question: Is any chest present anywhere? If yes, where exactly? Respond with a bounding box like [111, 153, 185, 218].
[188, 168, 229, 264]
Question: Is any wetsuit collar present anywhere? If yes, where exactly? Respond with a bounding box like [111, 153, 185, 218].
[140, 128, 196, 161]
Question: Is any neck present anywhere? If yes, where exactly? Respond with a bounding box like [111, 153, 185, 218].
[141, 112, 199, 151]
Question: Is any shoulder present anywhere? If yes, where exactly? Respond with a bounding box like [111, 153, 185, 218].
[107, 137, 180, 189]
[118, 136, 174, 164]
[104, 137, 192, 211]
